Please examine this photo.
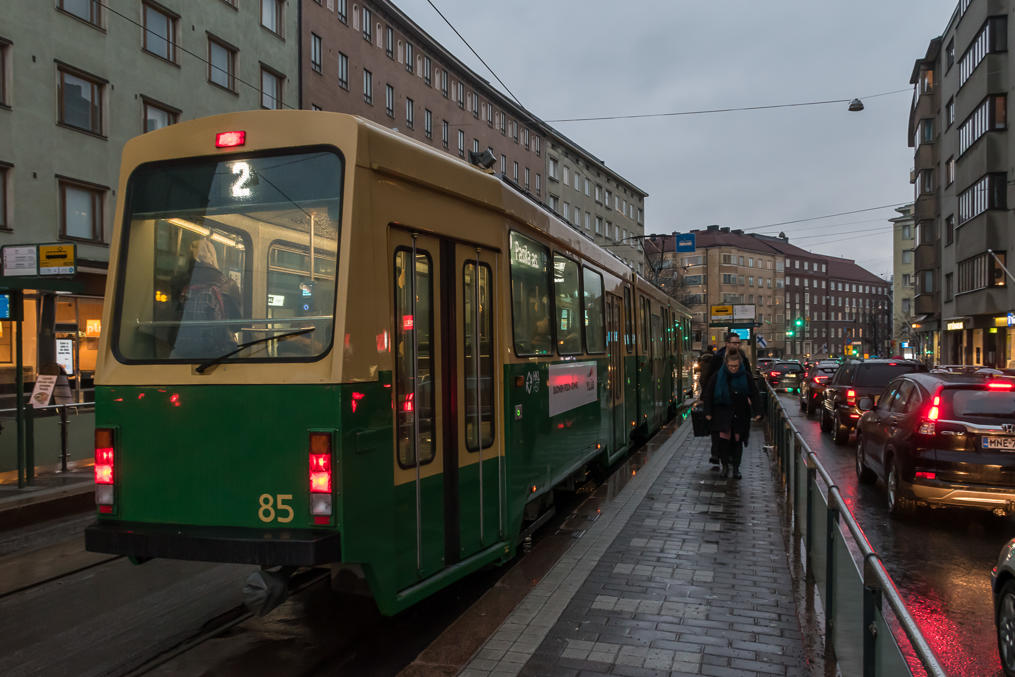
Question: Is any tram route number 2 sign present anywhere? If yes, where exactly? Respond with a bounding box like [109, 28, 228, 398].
[547, 361, 598, 417]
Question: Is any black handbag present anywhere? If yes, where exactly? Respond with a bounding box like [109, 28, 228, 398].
[691, 407, 710, 437]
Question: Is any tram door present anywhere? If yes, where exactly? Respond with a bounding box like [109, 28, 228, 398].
[390, 229, 504, 581]
[391, 230, 446, 579]
[605, 294, 626, 454]
[454, 243, 502, 561]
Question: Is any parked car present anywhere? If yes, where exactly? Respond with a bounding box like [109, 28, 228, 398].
[992, 539, 1015, 676]
[820, 359, 925, 445]
[855, 372, 1015, 517]
[798, 361, 840, 415]
[767, 361, 804, 392]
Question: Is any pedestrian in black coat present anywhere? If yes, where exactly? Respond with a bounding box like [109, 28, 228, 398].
[700, 332, 753, 469]
[701, 349, 760, 479]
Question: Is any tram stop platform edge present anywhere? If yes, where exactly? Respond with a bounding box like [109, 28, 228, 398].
[0, 462, 93, 532]
[449, 420, 824, 677]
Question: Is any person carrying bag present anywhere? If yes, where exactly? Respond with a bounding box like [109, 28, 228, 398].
[701, 349, 761, 479]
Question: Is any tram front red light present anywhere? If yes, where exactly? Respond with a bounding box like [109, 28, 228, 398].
[215, 130, 246, 148]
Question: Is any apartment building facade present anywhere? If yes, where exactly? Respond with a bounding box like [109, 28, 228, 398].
[652, 226, 892, 358]
[544, 136, 646, 274]
[910, 0, 1015, 368]
[891, 204, 917, 358]
[0, 0, 298, 382]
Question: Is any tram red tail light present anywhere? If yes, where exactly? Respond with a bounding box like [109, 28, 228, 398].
[95, 428, 115, 512]
[309, 433, 333, 521]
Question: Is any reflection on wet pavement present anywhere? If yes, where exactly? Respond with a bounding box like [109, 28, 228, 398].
[777, 393, 1007, 677]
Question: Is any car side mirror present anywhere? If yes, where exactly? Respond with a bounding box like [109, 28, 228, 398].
[858, 396, 874, 411]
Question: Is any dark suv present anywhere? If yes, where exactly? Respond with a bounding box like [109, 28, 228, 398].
[856, 373, 1015, 517]
[798, 361, 840, 416]
[820, 359, 924, 444]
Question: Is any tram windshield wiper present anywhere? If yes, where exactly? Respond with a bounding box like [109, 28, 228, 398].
[195, 327, 316, 374]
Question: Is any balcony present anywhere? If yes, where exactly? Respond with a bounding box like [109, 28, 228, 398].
[914, 143, 937, 171]
[914, 192, 938, 221]
[954, 286, 1010, 317]
[955, 210, 1010, 261]
[914, 242, 938, 270]
[956, 133, 1007, 188]
[914, 293, 939, 316]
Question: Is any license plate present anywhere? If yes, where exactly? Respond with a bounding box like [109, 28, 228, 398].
[982, 436, 1015, 450]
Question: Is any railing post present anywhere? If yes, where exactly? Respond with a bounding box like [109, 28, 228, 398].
[805, 461, 816, 565]
[786, 433, 795, 505]
[862, 555, 882, 677]
[25, 399, 35, 484]
[59, 405, 69, 473]
[825, 503, 840, 647]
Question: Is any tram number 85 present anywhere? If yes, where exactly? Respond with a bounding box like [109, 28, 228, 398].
[258, 493, 294, 523]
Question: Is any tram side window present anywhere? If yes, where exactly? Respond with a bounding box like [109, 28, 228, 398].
[640, 296, 650, 353]
[651, 312, 662, 358]
[583, 266, 605, 353]
[394, 248, 435, 468]
[553, 254, 581, 355]
[623, 286, 633, 354]
[509, 232, 552, 356]
[464, 261, 494, 451]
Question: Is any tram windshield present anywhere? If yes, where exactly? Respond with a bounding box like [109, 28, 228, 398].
[113, 148, 343, 364]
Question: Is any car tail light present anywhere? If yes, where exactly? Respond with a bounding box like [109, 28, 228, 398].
[309, 433, 333, 523]
[94, 428, 115, 513]
[770, 371, 780, 377]
[814, 376, 829, 383]
[915, 471, 936, 480]
[846, 389, 856, 405]
[215, 130, 246, 148]
[987, 381, 1014, 390]
[918, 394, 941, 435]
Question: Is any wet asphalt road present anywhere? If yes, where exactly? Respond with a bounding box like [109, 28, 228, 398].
[777, 392, 1008, 677]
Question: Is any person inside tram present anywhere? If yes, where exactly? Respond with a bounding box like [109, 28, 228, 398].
[170, 238, 242, 358]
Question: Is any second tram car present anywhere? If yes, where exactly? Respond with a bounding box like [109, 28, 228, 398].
[86, 111, 692, 615]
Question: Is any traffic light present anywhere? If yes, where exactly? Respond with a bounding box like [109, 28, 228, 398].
[785, 329, 795, 337]
[794, 317, 804, 328]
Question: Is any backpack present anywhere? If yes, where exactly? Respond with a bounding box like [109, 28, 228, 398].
[174, 283, 234, 356]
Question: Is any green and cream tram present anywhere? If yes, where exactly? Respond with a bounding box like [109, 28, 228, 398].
[86, 111, 691, 614]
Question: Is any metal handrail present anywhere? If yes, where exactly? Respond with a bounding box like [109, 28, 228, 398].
[765, 382, 946, 676]
[0, 401, 94, 415]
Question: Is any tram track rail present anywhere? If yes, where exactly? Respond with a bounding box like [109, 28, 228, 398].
[0, 554, 123, 601]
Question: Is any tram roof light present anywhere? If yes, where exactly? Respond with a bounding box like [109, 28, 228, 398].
[215, 130, 246, 148]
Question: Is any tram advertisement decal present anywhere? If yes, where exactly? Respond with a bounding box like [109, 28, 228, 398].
[547, 361, 598, 416]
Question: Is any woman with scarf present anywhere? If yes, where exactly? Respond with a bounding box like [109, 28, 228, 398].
[701, 349, 760, 479]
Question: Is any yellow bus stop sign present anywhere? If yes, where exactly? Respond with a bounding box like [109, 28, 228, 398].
[38, 244, 76, 276]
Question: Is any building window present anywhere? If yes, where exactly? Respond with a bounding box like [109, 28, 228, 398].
[385, 26, 393, 58]
[524, 167, 530, 189]
[309, 33, 323, 73]
[944, 274, 953, 301]
[362, 69, 372, 104]
[423, 56, 431, 86]
[60, 179, 103, 241]
[142, 97, 178, 132]
[456, 82, 464, 109]
[208, 37, 236, 91]
[385, 84, 394, 117]
[946, 38, 955, 70]
[337, 52, 349, 89]
[945, 214, 955, 245]
[261, 0, 283, 36]
[512, 161, 519, 183]
[958, 173, 1006, 223]
[406, 98, 414, 128]
[361, 7, 372, 41]
[58, 66, 103, 135]
[958, 252, 1006, 293]
[548, 156, 558, 180]
[0, 164, 8, 229]
[958, 95, 1006, 155]
[424, 109, 432, 139]
[457, 130, 465, 158]
[0, 40, 8, 107]
[441, 120, 448, 149]
[142, 3, 177, 62]
[960, 16, 1007, 87]
[918, 168, 934, 195]
[59, 0, 101, 27]
[337, 0, 347, 23]
[946, 98, 955, 127]
[535, 173, 541, 194]
[533, 136, 540, 156]
[405, 42, 413, 73]
[440, 69, 448, 97]
[260, 67, 283, 109]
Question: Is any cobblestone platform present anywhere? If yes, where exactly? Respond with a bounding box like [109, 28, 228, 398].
[462, 422, 813, 677]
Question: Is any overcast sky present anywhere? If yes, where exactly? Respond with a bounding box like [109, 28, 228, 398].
[400, 0, 959, 279]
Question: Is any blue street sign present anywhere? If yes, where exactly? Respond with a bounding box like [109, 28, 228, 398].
[1008, 312, 1015, 327]
[675, 233, 696, 252]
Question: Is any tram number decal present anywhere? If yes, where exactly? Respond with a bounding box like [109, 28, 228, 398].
[257, 493, 294, 523]
[230, 162, 253, 198]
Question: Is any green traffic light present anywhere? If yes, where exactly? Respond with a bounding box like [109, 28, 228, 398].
[794, 318, 804, 327]
[786, 330, 795, 337]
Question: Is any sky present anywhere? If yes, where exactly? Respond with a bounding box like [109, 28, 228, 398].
[398, 0, 960, 280]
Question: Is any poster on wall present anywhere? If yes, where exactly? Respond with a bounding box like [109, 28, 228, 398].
[547, 361, 598, 417]
[56, 339, 74, 376]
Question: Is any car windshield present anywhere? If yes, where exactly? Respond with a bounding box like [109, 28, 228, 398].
[854, 363, 918, 387]
[773, 363, 801, 373]
[943, 388, 1015, 418]
[114, 148, 343, 363]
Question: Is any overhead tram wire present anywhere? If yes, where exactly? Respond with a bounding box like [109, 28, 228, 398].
[94, 0, 297, 110]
